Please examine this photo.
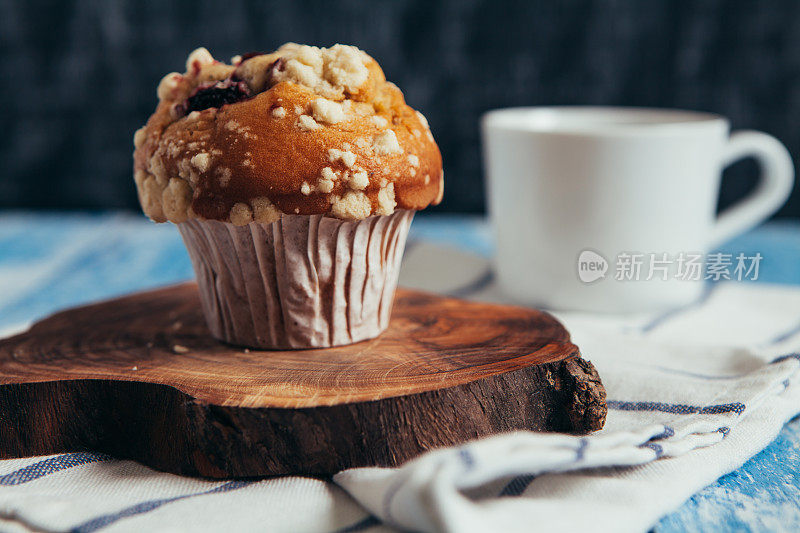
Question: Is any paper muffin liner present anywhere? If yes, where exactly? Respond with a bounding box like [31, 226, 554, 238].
[178, 210, 414, 349]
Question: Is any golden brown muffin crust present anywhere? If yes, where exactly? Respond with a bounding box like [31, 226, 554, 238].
[133, 44, 443, 224]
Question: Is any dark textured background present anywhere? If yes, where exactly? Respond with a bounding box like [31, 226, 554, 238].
[2, 0, 800, 216]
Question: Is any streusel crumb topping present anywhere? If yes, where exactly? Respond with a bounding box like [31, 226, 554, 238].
[133, 43, 443, 224]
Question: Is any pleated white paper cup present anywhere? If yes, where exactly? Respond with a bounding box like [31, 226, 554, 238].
[178, 210, 414, 349]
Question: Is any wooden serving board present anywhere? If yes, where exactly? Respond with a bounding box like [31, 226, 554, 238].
[0, 283, 606, 478]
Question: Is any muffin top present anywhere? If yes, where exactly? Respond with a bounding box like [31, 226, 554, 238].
[133, 43, 443, 225]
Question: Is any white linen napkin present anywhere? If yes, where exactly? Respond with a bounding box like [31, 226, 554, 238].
[1, 243, 799, 532]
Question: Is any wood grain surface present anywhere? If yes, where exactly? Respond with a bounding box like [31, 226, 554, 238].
[0, 283, 606, 477]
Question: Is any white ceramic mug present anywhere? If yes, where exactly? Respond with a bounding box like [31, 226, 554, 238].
[481, 107, 794, 313]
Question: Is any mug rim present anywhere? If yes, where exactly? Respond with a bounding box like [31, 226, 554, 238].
[482, 106, 728, 136]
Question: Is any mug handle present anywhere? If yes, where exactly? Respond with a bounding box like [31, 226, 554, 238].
[709, 130, 794, 247]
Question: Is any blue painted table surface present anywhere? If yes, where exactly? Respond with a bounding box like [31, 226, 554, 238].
[0, 211, 799, 532]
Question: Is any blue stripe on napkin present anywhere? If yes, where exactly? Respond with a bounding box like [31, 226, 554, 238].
[607, 400, 746, 415]
[458, 449, 476, 468]
[499, 438, 588, 497]
[70, 480, 253, 533]
[767, 322, 800, 345]
[499, 474, 537, 497]
[772, 353, 800, 363]
[639, 283, 716, 333]
[649, 427, 676, 441]
[0, 453, 110, 486]
[640, 442, 665, 457]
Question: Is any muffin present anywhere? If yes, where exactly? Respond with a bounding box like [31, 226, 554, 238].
[133, 44, 443, 349]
